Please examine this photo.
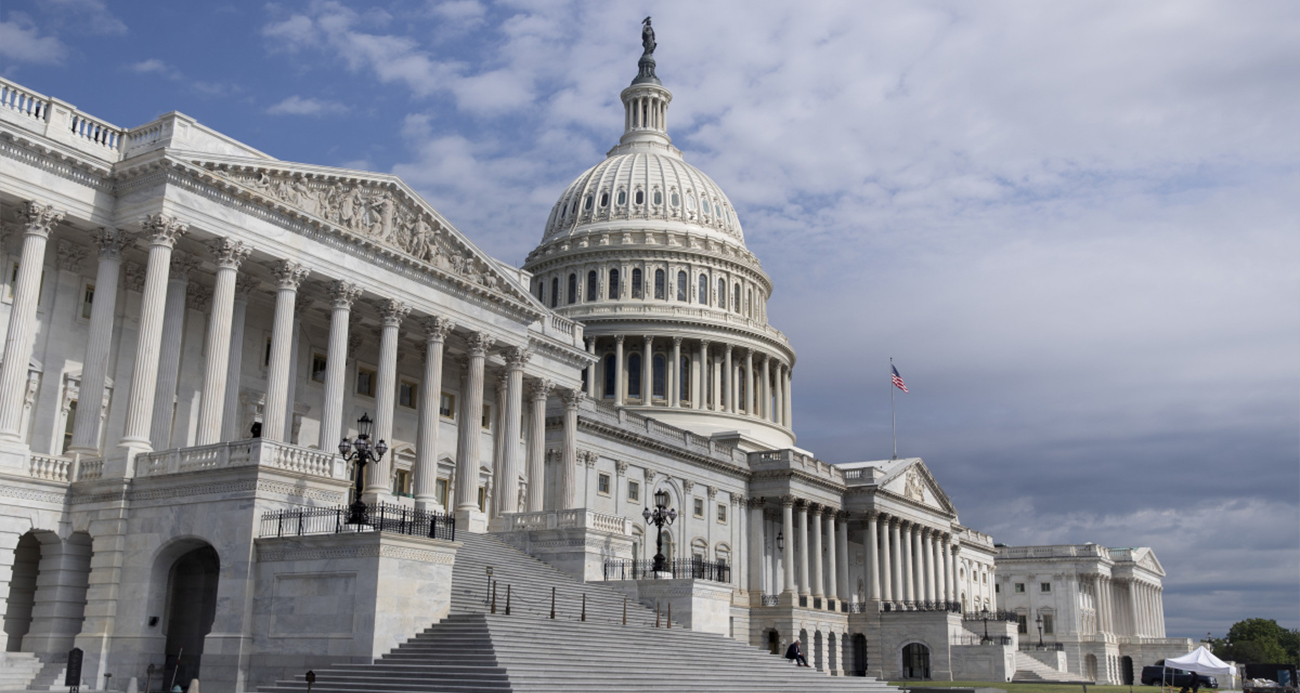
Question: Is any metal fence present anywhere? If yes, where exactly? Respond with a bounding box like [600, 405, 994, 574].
[962, 609, 1020, 622]
[259, 503, 455, 541]
[601, 558, 730, 584]
[952, 634, 1014, 646]
[1020, 642, 1065, 652]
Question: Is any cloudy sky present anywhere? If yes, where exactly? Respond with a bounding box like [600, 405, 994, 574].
[2, 0, 1295, 638]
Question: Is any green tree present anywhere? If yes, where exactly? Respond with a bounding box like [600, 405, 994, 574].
[1211, 619, 1300, 666]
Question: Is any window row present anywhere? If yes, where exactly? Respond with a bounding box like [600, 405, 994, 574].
[535, 267, 764, 318]
[554, 185, 737, 230]
[304, 355, 500, 427]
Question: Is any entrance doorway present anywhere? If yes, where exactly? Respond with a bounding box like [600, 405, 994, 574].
[3, 533, 40, 651]
[767, 629, 780, 655]
[902, 643, 931, 679]
[164, 546, 219, 690]
[1123, 656, 1135, 685]
[852, 633, 868, 676]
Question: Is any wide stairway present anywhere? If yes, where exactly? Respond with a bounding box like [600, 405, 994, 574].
[261, 532, 899, 692]
[1012, 651, 1090, 683]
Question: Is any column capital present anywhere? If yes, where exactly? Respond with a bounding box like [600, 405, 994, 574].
[22, 200, 65, 237]
[615, 459, 629, 476]
[560, 388, 584, 409]
[380, 298, 410, 326]
[614, 334, 625, 345]
[706, 485, 717, 500]
[671, 335, 683, 347]
[724, 343, 733, 355]
[529, 378, 554, 401]
[888, 516, 902, 529]
[806, 501, 821, 513]
[141, 213, 187, 247]
[494, 372, 509, 395]
[56, 240, 86, 273]
[234, 273, 258, 299]
[271, 260, 309, 289]
[731, 492, 745, 506]
[186, 283, 212, 312]
[423, 315, 454, 343]
[505, 345, 531, 370]
[170, 252, 201, 282]
[209, 237, 251, 269]
[836, 509, 851, 521]
[643, 467, 656, 484]
[123, 262, 147, 292]
[699, 338, 710, 353]
[780, 494, 795, 508]
[747, 496, 765, 509]
[328, 280, 363, 308]
[91, 227, 129, 260]
[582, 450, 598, 468]
[466, 331, 493, 355]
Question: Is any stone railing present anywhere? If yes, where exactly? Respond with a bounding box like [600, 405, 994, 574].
[1, 77, 125, 160]
[28, 453, 73, 482]
[135, 439, 345, 480]
[78, 458, 104, 481]
[497, 508, 632, 535]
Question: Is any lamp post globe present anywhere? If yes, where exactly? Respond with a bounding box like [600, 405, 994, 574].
[981, 607, 991, 644]
[338, 413, 387, 525]
[645, 489, 675, 574]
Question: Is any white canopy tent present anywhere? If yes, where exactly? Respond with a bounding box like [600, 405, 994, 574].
[1164, 646, 1235, 678]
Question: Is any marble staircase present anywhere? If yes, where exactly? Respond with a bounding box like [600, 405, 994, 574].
[1012, 651, 1089, 683]
[261, 532, 900, 692]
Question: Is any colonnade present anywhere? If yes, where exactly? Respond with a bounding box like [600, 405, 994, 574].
[1114, 577, 1165, 638]
[0, 202, 589, 518]
[585, 334, 792, 428]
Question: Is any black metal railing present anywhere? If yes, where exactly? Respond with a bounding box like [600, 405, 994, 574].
[760, 594, 781, 607]
[1020, 642, 1064, 652]
[847, 601, 872, 613]
[601, 558, 730, 583]
[952, 634, 1014, 646]
[962, 609, 1019, 622]
[259, 503, 455, 541]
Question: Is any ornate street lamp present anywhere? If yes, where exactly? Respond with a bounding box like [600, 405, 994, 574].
[337, 413, 388, 525]
[980, 606, 991, 644]
[1036, 613, 1044, 648]
[776, 531, 784, 552]
[642, 489, 677, 573]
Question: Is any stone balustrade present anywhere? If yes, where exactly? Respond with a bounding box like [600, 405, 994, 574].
[28, 453, 72, 482]
[134, 439, 346, 480]
[498, 508, 632, 534]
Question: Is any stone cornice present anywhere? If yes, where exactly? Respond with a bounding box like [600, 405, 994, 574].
[577, 316, 794, 362]
[0, 125, 117, 183]
[524, 241, 771, 293]
[557, 414, 751, 482]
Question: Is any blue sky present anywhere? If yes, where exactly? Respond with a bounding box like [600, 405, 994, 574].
[2, 0, 1297, 639]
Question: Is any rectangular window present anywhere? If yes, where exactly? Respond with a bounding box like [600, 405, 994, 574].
[1040, 582, 1051, 593]
[693, 498, 704, 518]
[995, 584, 1001, 593]
[717, 503, 727, 523]
[435, 478, 449, 507]
[477, 486, 487, 512]
[597, 473, 611, 496]
[1042, 614, 1054, 634]
[264, 337, 273, 366]
[310, 353, 328, 383]
[355, 367, 376, 397]
[1014, 583, 1025, 593]
[62, 399, 77, 453]
[481, 405, 491, 430]
[392, 469, 411, 497]
[440, 392, 456, 419]
[399, 380, 418, 409]
[1017, 615, 1028, 634]
[627, 480, 640, 502]
[80, 283, 95, 320]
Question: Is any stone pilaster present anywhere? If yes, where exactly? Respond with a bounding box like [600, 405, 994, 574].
[0, 201, 63, 441]
[414, 316, 452, 511]
[747, 497, 765, 594]
[262, 261, 309, 441]
[195, 238, 250, 445]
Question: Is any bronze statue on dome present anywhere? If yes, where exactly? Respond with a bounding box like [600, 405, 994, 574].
[642, 17, 656, 57]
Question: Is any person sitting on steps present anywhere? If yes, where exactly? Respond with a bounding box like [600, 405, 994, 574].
[785, 638, 809, 667]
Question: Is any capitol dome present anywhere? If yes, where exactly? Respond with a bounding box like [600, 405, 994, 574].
[523, 41, 797, 451]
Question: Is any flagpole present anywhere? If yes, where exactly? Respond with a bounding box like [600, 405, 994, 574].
[890, 357, 897, 459]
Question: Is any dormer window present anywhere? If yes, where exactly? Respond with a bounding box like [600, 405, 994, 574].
[635, 190, 644, 205]
[617, 190, 627, 205]
[584, 195, 593, 211]
[653, 190, 663, 206]
[671, 192, 680, 207]
[686, 194, 696, 210]
[702, 200, 711, 215]
[599, 192, 609, 207]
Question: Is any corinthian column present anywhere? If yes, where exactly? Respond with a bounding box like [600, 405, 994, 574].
[262, 261, 309, 441]
[454, 332, 491, 516]
[796, 501, 810, 596]
[761, 354, 771, 421]
[671, 336, 682, 407]
[414, 316, 452, 511]
[866, 511, 881, 602]
[221, 277, 255, 442]
[825, 510, 839, 600]
[810, 504, 824, 598]
[744, 348, 754, 415]
[318, 281, 362, 450]
[723, 345, 734, 413]
[781, 496, 795, 595]
[0, 202, 63, 441]
[525, 379, 552, 512]
[499, 347, 527, 515]
[559, 389, 582, 509]
[195, 239, 250, 445]
[889, 518, 903, 607]
[117, 214, 187, 461]
[366, 298, 408, 496]
[614, 335, 625, 405]
[148, 252, 199, 450]
[68, 228, 126, 455]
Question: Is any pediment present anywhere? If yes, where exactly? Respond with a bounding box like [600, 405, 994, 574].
[187, 156, 542, 315]
[1135, 547, 1165, 576]
[879, 459, 956, 515]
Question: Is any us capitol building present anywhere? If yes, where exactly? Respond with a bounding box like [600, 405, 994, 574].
[0, 30, 1191, 692]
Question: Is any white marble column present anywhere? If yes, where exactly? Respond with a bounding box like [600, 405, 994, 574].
[936, 533, 949, 605]
[489, 375, 508, 514]
[772, 362, 785, 426]
[221, 278, 254, 442]
[454, 332, 491, 516]
[262, 261, 309, 442]
[723, 345, 734, 413]
[613, 335, 625, 405]
[525, 379, 552, 512]
[911, 525, 924, 605]
[691, 341, 704, 409]
[781, 496, 795, 595]
[370, 299, 408, 495]
[68, 228, 127, 455]
[584, 338, 596, 398]
[195, 239, 249, 445]
[899, 521, 914, 605]
[783, 365, 793, 429]
[747, 498, 765, 594]
[117, 214, 188, 460]
[836, 511, 850, 601]
[760, 354, 771, 421]
[148, 253, 199, 450]
[318, 281, 362, 450]
[796, 501, 810, 596]
[866, 512, 881, 602]
[921, 528, 935, 605]
[414, 317, 452, 511]
[559, 389, 582, 509]
[810, 504, 824, 598]
[743, 349, 754, 415]
[670, 336, 682, 407]
[826, 510, 840, 601]
[499, 347, 527, 515]
[889, 518, 904, 606]
[641, 335, 653, 402]
[0, 202, 63, 441]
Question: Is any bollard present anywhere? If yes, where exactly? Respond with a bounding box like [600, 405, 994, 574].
[491, 581, 497, 614]
[667, 603, 671, 629]
[550, 586, 555, 619]
[506, 584, 511, 616]
[581, 594, 586, 622]
[306, 670, 316, 693]
[623, 595, 627, 625]
[656, 602, 661, 628]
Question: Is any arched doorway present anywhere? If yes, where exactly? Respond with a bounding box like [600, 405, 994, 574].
[813, 630, 824, 671]
[4, 532, 41, 651]
[1122, 656, 1135, 685]
[827, 632, 838, 674]
[852, 633, 868, 676]
[164, 545, 220, 690]
[902, 643, 931, 679]
[766, 629, 780, 655]
[1085, 653, 1099, 681]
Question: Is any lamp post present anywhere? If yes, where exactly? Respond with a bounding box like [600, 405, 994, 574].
[642, 489, 677, 574]
[1036, 613, 1044, 648]
[981, 606, 991, 644]
[337, 413, 388, 525]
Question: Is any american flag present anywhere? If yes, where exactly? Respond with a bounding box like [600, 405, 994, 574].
[891, 364, 908, 393]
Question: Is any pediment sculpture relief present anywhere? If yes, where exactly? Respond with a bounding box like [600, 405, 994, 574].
[904, 467, 925, 502]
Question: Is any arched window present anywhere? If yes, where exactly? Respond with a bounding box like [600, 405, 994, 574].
[617, 190, 627, 205]
[608, 269, 620, 299]
[654, 269, 665, 300]
[631, 268, 643, 299]
[680, 356, 690, 402]
[603, 355, 616, 399]
[653, 190, 663, 206]
[635, 190, 644, 205]
[717, 278, 726, 307]
[586, 271, 597, 302]
[733, 283, 741, 312]
[536, 280, 544, 302]
[653, 354, 666, 399]
[628, 353, 642, 399]
[550, 277, 559, 308]
[599, 192, 609, 207]
[747, 288, 753, 317]
[583, 194, 593, 211]
[567, 273, 577, 304]
[659, 530, 674, 562]
[698, 274, 708, 305]
[676, 271, 687, 301]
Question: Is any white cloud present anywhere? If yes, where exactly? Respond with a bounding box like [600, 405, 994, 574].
[0, 15, 67, 65]
[267, 95, 349, 116]
[42, 0, 127, 35]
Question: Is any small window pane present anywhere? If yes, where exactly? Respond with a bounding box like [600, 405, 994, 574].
[440, 392, 456, 419]
[693, 498, 704, 518]
[399, 381, 417, 408]
[81, 284, 95, 320]
[631, 269, 643, 299]
[356, 368, 376, 397]
[635, 190, 644, 205]
[311, 353, 328, 383]
[617, 190, 627, 205]
[628, 480, 640, 501]
[587, 271, 597, 302]
[598, 474, 611, 495]
[550, 278, 559, 308]
[698, 274, 708, 305]
[653, 269, 664, 300]
[652, 355, 666, 399]
[653, 190, 663, 205]
[609, 269, 620, 299]
[603, 355, 616, 399]
[628, 353, 642, 398]
[481, 405, 491, 429]
[567, 273, 577, 304]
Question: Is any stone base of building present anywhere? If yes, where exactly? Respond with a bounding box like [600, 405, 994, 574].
[603, 578, 734, 634]
[490, 508, 632, 582]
